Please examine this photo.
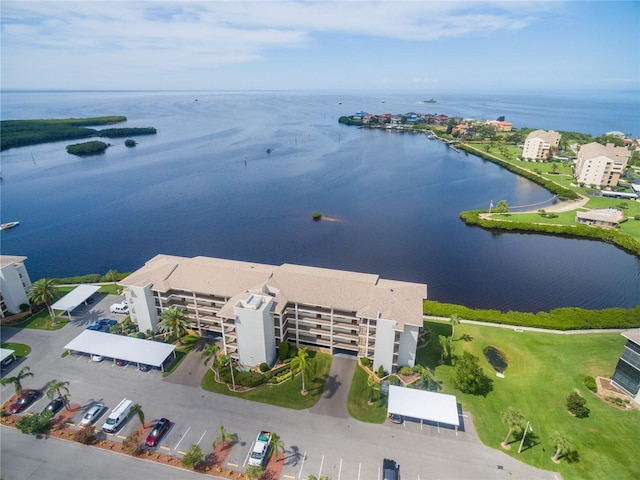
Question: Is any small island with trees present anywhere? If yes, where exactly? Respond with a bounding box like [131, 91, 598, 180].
[0, 116, 157, 155]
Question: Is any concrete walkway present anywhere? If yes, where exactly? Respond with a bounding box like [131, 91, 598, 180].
[309, 355, 356, 418]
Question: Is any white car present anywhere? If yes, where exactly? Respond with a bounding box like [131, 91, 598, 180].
[92, 354, 103, 362]
[80, 403, 104, 426]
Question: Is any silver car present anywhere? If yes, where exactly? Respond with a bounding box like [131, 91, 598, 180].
[80, 403, 104, 426]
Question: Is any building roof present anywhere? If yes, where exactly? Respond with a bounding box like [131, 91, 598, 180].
[51, 285, 100, 313]
[0, 255, 27, 268]
[525, 129, 560, 143]
[575, 208, 623, 224]
[578, 142, 631, 163]
[63, 330, 175, 367]
[622, 328, 640, 345]
[120, 255, 427, 328]
[387, 385, 459, 427]
[0, 348, 15, 363]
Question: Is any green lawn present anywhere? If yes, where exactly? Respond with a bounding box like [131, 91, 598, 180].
[0, 342, 31, 357]
[420, 320, 639, 480]
[12, 308, 69, 331]
[200, 352, 332, 410]
[346, 363, 387, 423]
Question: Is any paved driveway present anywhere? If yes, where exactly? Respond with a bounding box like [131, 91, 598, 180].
[309, 355, 356, 418]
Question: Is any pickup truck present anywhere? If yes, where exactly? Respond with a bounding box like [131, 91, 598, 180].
[248, 431, 272, 467]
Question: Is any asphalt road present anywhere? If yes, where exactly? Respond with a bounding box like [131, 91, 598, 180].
[1, 293, 561, 480]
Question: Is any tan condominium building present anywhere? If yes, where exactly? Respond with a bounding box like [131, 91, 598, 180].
[522, 129, 561, 160]
[0, 255, 32, 319]
[574, 142, 631, 187]
[120, 255, 427, 373]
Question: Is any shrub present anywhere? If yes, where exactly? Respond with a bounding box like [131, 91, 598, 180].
[122, 430, 144, 456]
[399, 366, 412, 376]
[567, 391, 590, 418]
[136, 332, 146, 339]
[360, 357, 371, 367]
[19, 303, 31, 312]
[377, 365, 385, 377]
[74, 425, 98, 445]
[453, 351, 492, 395]
[16, 411, 53, 434]
[278, 342, 290, 361]
[388, 375, 401, 386]
[259, 362, 269, 373]
[583, 375, 597, 393]
[181, 444, 204, 469]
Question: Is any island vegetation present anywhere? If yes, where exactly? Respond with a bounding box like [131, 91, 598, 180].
[66, 141, 109, 156]
[0, 116, 156, 151]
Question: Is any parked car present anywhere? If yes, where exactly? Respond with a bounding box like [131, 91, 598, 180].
[80, 403, 104, 426]
[139, 364, 151, 372]
[86, 324, 101, 331]
[42, 397, 65, 415]
[114, 359, 127, 366]
[1, 355, 14, 368]
[382, 459, 400, 480]
[92, 354, 103, 362]
[98, 318, 117, 327]
[9, 390, 40, 414]
[145, 418, 171, 447]
[389, 413, 403, 424]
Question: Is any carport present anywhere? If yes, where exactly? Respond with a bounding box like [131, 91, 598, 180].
[387, 385, 460, 431]
[51, 285, 100, 319]
[63, 330, 176, 371]
[1, 347, 16, 365]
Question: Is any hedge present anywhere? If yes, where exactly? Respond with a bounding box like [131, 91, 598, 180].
[423, 300, 640, 330]
[460, 210, 640, 257]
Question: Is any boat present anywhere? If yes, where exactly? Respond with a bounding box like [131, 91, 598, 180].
[0, 221, 19, 231]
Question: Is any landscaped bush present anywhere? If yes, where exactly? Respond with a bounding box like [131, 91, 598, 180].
[388, 375, 401, 386]
[73, 425, 98, 445]
[377, 365, 385, 377]
[567, 391, 590, 418]
[278, 342, 290, 361]
[360, 357, 371, 367]
[399, 366, 413, 376]
[259, 362, 269, 373]
[584, 375, 598, 393]
[19, 303, 30, 312]
[423, 300, 640, 330]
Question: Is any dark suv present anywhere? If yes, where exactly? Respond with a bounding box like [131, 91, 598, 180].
[383, 458, 400, 480]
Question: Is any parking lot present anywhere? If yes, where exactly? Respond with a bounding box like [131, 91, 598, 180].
[1, 293, 560, 480]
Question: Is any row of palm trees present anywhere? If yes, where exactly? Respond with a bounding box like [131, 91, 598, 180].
[1, 365, 71, 410]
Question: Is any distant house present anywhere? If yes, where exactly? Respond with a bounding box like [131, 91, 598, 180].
[0, 255, 32, 318]
[485, 120, 513, 132]
[575, 208, 623, 228]
[574, 142, 631, 187]
[452, 124, 469, 135]
[522, 130, 561, 161]
[611, 329, 640, 403]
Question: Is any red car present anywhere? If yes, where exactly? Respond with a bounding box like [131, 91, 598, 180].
[145, 418, 170, 447]
[9, 390, 40, 414]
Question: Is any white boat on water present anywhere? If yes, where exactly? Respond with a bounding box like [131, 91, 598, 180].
[0, 221, 19, 231]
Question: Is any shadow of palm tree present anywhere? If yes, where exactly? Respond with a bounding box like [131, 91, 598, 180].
[283, 445, 303, 466]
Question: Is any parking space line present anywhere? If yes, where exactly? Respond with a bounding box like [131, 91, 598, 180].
[283, 476, 296, 480]
[318, 454, 324, 479]
[358, 462, 362, 480]
[177, 450, 186, 455]
[298, 451, 306, 479]
[196, 430, 207, 445]
[160, 446, 171, 451]
[337, 458, 343, 480]
[242, 441, 254, 467]
[228, 463, 239, 467]
[117, 435, 127, 440]
[173, 426, 190, 452]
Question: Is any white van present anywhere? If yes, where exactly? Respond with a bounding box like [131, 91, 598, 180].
[110, 303, 129, 314]
[102, 398, 133, 433]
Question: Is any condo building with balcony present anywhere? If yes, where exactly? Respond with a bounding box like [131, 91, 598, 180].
[119, 255, 427, 373]
[574, 142, 631, 188]
[0, 255, 32, 319]
[612, 329, 640, 403]
[522, 130, 561, 161]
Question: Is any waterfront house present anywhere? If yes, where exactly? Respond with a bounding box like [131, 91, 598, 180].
[120, 255, 427, 373]
[0, 255, 32, 318]
[575, 208, 624, 228]
[612, 329, 640, 403]
[522, 130, 561, 161]
[574, 142, 631, 188]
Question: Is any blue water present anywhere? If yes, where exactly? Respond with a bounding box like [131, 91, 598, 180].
[1, 90, 639, 312]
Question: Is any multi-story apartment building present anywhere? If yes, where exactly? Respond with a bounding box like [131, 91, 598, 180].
[612, 329, 640, 403]
[521, 129, 561, 160]
[0, 255, 32, 318]
[574, 142, 631, 187]
[120, 255, 427, 373]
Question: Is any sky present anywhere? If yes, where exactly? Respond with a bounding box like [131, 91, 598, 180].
[1, 0, 639, 92]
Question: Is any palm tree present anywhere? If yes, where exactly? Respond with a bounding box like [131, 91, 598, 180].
[130, 403, 145, 428]
[105, 269, 119, 293]
[158, 306, 188, 344]
[201, 343, 220, 368]
[550, 432, 572, 463]
[269, 432, 285, 461]
[290, 348, 311, 394]
[0, 366, 34, 395]
[367, 374, 379, 404]
[438, 335, 449, 363]
[414, 365, 435, 390]
[450, 314, 460, 340]
[27, 278, 60, 323]
[44, 379, 71, 410]
[501, 407, 525, 449]
[212, 424, 235, 449]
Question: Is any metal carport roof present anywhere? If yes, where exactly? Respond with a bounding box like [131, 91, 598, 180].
[1, 348, 16, 363]
[52, 285, 100, 315]
[63, 330, 175, 369]
[387, 385, 460, 427]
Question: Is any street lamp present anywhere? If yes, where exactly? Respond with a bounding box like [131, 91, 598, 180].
[518, 421, 533, 453]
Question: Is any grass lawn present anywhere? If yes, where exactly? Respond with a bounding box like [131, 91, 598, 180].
[0, 342, 31, 357]
[420, 320, 639, 480]
[346, 363, 387, 423]
[201, 352, 332, 410]
[12, 308, 69, 331]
